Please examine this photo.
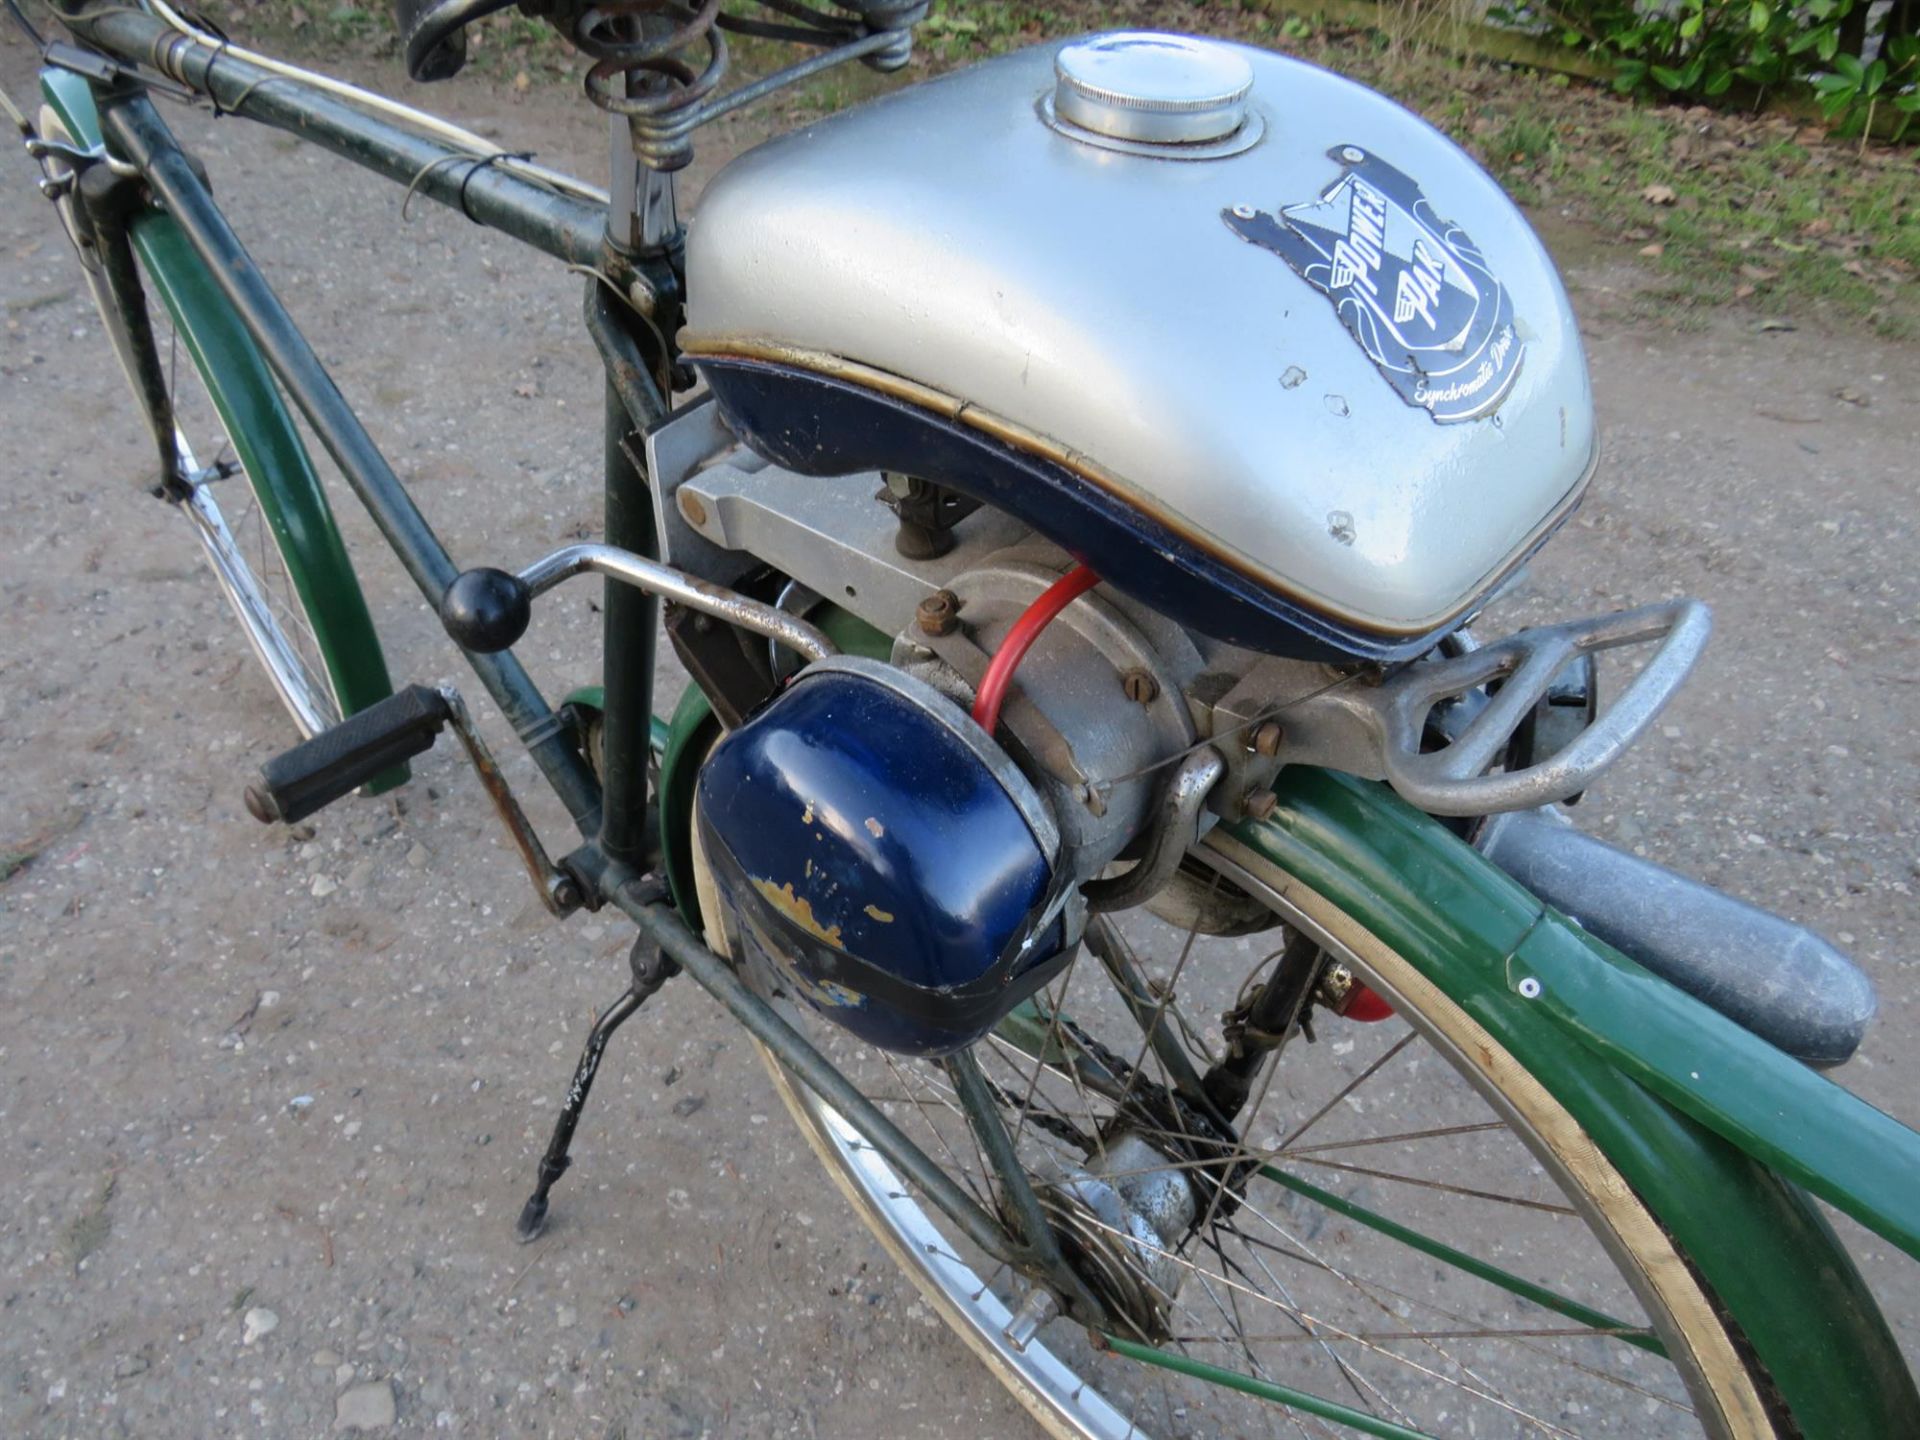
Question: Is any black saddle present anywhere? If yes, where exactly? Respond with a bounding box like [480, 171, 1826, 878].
[391, 0, 518, 80]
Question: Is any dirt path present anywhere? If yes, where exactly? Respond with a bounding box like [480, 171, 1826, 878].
[2, 26, 1915, 1440]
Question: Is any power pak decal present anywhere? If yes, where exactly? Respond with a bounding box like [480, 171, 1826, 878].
[1224, 146, 1524, 423]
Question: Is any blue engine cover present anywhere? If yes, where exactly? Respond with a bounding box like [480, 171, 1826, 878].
[696, 658, 1068, 1056]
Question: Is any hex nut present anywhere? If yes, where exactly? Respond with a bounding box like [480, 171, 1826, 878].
[1243, 790, 1279, 821]
[1315, 962, 1355, 1009]
[915, 589, 961, 637]
[1121, 668, 1160, 704]
[1252, 720, 1284, 757]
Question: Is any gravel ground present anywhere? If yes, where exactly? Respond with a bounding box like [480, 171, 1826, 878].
[2, 24, 1916, 1440]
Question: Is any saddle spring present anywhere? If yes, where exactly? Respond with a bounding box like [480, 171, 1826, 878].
[567, 0, 927, 171]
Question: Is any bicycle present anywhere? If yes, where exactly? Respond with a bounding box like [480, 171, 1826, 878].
[8, 2, 1919, 1435]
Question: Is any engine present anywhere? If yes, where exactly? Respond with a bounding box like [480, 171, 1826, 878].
[683, 25, 1599, 1054]
[696, 549, 1203, 1056]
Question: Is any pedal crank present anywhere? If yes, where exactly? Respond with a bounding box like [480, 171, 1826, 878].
[243, 683, 584, 915]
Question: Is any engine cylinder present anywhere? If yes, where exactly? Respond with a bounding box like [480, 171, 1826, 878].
[892, 553, 1201, 891]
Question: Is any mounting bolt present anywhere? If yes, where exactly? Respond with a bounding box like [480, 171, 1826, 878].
[915, 588, 960, 637]
[1316, 962, 1356, 1010]
[1121, 667, 1159, 704]
[243, 781, 281, 826]
[1251, 720, 1285, 757]
[677, 488, 708, 528]
[1243, 789, 1278, 822]
[1002, 1287, 1059, 1351]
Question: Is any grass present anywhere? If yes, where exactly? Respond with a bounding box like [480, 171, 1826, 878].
[188, 0, 1919, 335]
[1429, 68, 1920, 334]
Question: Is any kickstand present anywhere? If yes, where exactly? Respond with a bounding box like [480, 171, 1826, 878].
[515, 927, 680, 1243]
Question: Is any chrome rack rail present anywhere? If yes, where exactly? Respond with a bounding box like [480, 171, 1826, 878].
[1271, 599, 1713, 816]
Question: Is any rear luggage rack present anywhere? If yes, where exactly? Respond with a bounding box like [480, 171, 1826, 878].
[1272, 599, 1712, 816]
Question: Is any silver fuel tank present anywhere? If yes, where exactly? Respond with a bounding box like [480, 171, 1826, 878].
[683, 33, 1596, 651]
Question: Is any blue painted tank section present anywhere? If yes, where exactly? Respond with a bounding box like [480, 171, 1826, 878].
[698, 357, 1511, 662]
[696, 665, 1066, 1055]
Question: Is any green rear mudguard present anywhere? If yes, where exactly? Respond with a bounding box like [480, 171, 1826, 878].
[40, 69, 401, 780]
[1210, 769, 1920, 1439]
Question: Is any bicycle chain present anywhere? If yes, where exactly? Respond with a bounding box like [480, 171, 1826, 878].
[1052, 1014, 1247, 1196]
[978, 1072, 1098, 1153]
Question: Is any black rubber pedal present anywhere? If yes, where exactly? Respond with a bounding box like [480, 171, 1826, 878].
[245, 684, 451, 825]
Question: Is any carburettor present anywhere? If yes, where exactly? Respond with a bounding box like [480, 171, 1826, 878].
[889, 544, 1205, 899]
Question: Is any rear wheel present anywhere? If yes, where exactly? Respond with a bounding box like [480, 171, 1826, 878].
[687, 813, 1790, 1438]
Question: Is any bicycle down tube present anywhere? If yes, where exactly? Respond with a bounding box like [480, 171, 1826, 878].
[87, 82, 608, 835]
[39, 40, 966, 1238]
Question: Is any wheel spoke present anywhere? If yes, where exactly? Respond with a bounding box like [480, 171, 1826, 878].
[1277, 1156, 1577, 1217]
[1275, 1031, 1416, 1152]
[878, 1054, 995, 1211]
[1280, 1122, 1506, 1157]
[1211, 1219, 1684, 1410]
[1089, 1213, 1582, 1435]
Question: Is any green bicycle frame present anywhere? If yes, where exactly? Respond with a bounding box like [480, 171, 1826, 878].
[33, 6, 1920, 1433]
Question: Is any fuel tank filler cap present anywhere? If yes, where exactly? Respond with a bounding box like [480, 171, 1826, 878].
[1049, 33, 1255, 148]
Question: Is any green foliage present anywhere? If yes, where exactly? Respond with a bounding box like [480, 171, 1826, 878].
[1813, 35, 1920, 140]
[1489, 0, 1920, 140]
[916, 0, 1062, 62]
[1496, 110, 1559, 163]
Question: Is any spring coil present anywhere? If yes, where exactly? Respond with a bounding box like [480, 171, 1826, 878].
[573, 1, 728, 119]
[571, 0, 923, 170]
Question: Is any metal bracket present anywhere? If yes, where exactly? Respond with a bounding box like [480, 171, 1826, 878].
[1083, 747, 1228, 913]
[1269, 599, 1712, 816]
[23, 133, 141, 200]
[25, 133, 138, 173]
[640, 395, 1030, 636]
[42, 39, 200, 104]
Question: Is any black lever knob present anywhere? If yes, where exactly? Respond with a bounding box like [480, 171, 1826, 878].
[441, 567, 531, 653]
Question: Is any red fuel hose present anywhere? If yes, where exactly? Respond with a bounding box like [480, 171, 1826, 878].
[971, 565, 1100, 734]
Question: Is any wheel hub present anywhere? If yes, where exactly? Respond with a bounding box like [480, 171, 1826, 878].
[1038, 1131, 1199, 1339]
